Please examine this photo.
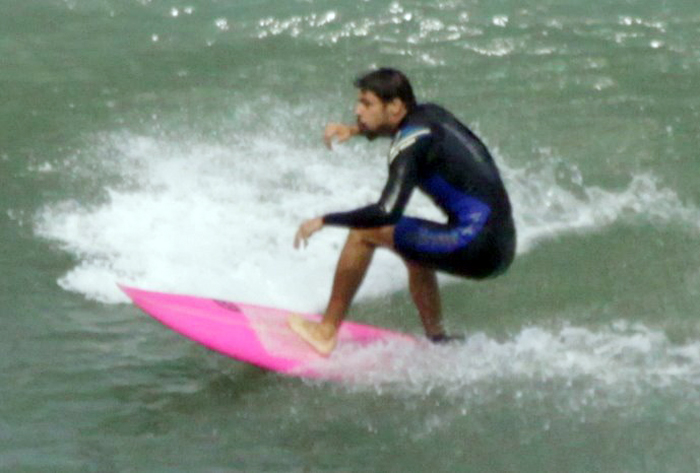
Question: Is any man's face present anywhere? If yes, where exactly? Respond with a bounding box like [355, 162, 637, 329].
[355, 90, 393, 139]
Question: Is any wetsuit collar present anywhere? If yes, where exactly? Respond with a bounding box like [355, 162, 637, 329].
[394, 104, 418, 135]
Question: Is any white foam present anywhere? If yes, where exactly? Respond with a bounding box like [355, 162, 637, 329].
[35, 125, 409, 309]
[501, 153, 700, 252]
[322, 322, 700, 406]
[34, 110, 699, 308]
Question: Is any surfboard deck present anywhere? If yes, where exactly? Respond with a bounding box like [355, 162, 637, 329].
[119, 285, 418, 379]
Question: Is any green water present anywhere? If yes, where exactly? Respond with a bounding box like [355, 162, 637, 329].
[3, 0, 700, 471]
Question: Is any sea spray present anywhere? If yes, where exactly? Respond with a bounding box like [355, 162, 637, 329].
[35, 109, 700, 307]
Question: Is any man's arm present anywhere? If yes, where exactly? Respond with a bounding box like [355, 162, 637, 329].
[293, 126, 432, 248]
[293, 123, 360, 249]
[322, 131, 432, 228]
[294, 217, 324, 249]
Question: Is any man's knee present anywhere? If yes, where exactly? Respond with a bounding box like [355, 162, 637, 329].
[347, 226, 394, 248]
[404, 258, 429, 273]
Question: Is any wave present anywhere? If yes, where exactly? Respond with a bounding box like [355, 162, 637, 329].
[503, 151, 700, 252]
[32, 104, 699, 308]
[321, 321, 700, 410]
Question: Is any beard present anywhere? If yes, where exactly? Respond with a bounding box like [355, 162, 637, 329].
[357, 120, 394, 141]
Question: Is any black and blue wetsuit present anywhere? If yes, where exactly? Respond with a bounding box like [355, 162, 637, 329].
[323, 103, 516, 279]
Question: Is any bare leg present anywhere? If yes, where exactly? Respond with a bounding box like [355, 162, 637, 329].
[288, 226, 394, 355]
[405, 260, 444, 339]
[322, 229, 378, 328]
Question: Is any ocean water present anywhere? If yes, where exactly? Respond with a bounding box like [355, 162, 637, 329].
[3, 0, 700, 471]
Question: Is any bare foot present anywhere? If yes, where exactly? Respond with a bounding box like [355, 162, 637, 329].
[288, 314, 337, 356]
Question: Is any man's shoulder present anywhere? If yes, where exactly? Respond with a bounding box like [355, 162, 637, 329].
[410, 102, 452, 120]
[395, 124, 432, 142]
[396, 104, 442, 138]
[389, 124, 432, 163]
[394, 106, 435, 146]
[403, 103, 459, 131]
[388, 104, 459, 162]
[407, 103, 477, 141]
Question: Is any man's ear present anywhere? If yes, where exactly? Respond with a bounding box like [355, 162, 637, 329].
[387, 98, 405, 117]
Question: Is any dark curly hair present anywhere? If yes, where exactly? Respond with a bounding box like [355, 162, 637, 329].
[354, 68, 416, 111]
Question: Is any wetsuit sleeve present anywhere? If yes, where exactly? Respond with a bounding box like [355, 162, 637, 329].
[322, 132, 432, 228]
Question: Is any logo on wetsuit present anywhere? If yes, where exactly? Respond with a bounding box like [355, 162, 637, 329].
[388, 126, 431, 164]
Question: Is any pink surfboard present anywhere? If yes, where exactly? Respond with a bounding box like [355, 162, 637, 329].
[120, 285, 417, 379]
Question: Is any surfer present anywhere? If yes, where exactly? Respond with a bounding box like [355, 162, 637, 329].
[289, 68, 516, 355]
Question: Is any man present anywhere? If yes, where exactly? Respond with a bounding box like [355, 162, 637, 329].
[289, 68, 516, 355]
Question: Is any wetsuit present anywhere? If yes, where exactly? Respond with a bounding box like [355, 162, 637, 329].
[323, 103, 516, 279]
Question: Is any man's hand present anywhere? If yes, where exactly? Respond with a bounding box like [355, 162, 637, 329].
[294, 217, 324, 249]
[323, 123, 359, 150]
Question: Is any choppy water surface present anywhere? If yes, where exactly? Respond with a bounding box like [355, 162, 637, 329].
[2, 0, 700, 471]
